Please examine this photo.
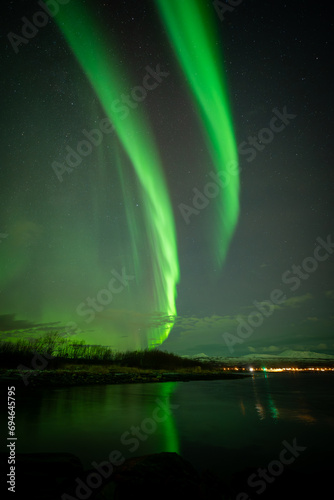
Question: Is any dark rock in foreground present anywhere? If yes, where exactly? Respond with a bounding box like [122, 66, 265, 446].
[0, 452, 84, 500]
[1, 450, 331, 499]
[111, 452, 202, 499]
[0, 451, 230, 499]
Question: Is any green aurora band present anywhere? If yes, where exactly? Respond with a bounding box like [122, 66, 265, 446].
[155, 0, 240, 266]
[51, 2, 180, 348]
[0, 1, 239, 351]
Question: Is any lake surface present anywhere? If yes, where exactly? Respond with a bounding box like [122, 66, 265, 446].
[2, 372, 334, 496]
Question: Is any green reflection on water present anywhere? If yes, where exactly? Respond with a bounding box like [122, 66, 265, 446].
[158, 382, 179, 453]
[251, 374, 279, 421]
[10, 382, 179, 464]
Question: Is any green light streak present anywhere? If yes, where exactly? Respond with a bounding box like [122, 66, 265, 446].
[51, 2, 179, 347]
[155, 0, 240, 265]
[158, 382, 180, 453]
[114, 141, 144, 286]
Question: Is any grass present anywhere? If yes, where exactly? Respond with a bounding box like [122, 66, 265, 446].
[0, 331, 216, 371]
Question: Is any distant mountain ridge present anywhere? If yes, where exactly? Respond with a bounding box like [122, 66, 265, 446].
[182, 350, 334, 361]
[267, 350, 334, 359]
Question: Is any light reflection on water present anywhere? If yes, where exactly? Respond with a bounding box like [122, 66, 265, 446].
[250, 373, 316, 422]
[2, 382, 180, 468]
[1, 372, 333, 478]
[174, 372, 334, 478]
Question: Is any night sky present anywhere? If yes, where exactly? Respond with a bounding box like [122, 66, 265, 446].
[1, 0, 333, 356]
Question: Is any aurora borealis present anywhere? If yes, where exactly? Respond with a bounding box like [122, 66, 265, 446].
[0, 0, 238, 350]
[155, 0, 239, 266]
[1, 0, 333, 356]
[53, 1, 181, 348]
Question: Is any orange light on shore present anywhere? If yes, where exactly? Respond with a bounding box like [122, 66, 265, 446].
[224, 366, 334, 372]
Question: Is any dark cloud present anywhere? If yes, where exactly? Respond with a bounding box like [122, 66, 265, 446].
[0, 314, 63, 337]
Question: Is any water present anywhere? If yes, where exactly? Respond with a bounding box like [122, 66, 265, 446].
[2, 372, 334, 495]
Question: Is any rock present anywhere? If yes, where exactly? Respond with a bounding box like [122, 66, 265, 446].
[0, 452, 84, 500]
[109, 451, 227, 499]
[110, 452, 200, 499]
[1, 451, 230, 499]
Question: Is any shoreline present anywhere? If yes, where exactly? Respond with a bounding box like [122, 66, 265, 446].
[0, 368, 250, 389]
